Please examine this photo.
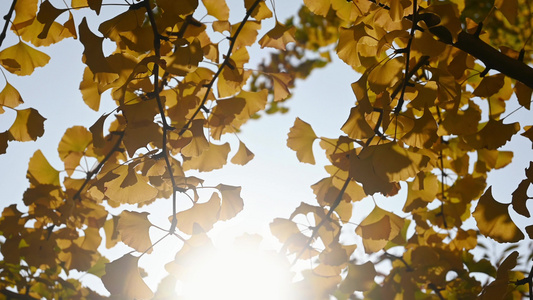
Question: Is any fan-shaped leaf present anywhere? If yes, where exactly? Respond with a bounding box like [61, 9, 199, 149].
[287, 118, 317, 164]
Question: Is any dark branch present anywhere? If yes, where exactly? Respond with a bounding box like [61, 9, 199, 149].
[0, 0, 17, 48]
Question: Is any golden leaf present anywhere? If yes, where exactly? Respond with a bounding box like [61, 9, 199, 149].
[401, 107, 438, 148]
[208, 97, 246, 139]
[57, 126, 92, 176]
[89, 113, 109, 149]
[122, 99, 162, 157]
[71, 0, 103, 14]
[181, 119, 209, 157]
[231, 20, 261, 50]
[174, 193, 221, 234]
[514, 81, 532, 110]
[473, 74, 505, 98]
[117, 210, 153, 253]
[101, 254, 154, 300]
[287, 117, 317, 164]
[78, 18, 114, 74]
[216, 184, 244, 221]
[103, 165, 159, 205]
[164, 38, 203, 76]
[270, 218, 318, 258]
[404, 172, 439, 211]
[473, 187, 524, 243]
[304, 0, 331, 17]
[341, 106, 375, 140]
[9, 108, 45, 142]
[13, 0, 38, 28]
[368, 57, 404, 93]
[27, 150, 60, 186]
[231, 141, 254, 165]
[356, 206, 405, 253]
[157, 0, 198, 17]
[339, 261, 377, 293]
[202, 0, 229, 20]
[259, 22, 296, 50]
[0, 41, 50, 76]
[463, 119, 519, 150]
[0, 82, 23, 113]
[182, 142, 231, 172]
[336, 24, 369, 68]
[495, 0, 518, 24]
[36, 0, 67, 39]
[270, 72, 292, 101]
[245, 0, 273, 20]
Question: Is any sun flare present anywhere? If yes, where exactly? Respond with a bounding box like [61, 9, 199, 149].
[174, 236, 295, 300]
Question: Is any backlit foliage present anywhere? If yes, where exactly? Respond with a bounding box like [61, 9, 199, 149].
[2, 0, 533, 299]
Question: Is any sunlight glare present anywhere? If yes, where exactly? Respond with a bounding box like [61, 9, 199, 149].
[176, 239, 295, 300]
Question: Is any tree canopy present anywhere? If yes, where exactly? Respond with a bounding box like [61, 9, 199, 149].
[1, 0, 533, 299]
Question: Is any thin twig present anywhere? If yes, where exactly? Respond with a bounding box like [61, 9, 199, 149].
[0, 0, 16, 48]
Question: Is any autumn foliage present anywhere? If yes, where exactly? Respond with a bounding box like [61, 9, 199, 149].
[2, 0, 533, 299]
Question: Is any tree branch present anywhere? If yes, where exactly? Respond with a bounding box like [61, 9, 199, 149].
[0, 0, 16, 48]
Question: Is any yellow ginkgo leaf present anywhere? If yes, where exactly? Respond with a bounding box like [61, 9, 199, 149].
[27, 149, 60, 186]
[181, 119, 210, 157]
[402, 107, 438, 148]
[101, 254, 154, 300]
[355, 206, 405, 253]
[231, 141, 255, 165]
[495, 0, 518, 24]
[270, 72, 292, 102]
[339, 261, 377, 293]
[368, 57, 404, 94]
[287, 118, 318, 164]
[57, 126, 92, 176]
[208, 97, 246, 140]
[336, 24, 369, 68]
[0, 82, 23, 113]
[259, 22, 296, 51]
[304, 0, 331, 17]
[216, 184, 243, 221]
[231, 21, 261, 50]
[463, 119, 519, 150]
[9, 108, 46, 142]
[245, 0, 273, 20]
[202, 0, 229, 20]
[472, 74, 505, 98]
[79, 18, 114, 74]
[473, 186, 524, 243]
[79, 67, 101, 111]
[341, 106, 375, 140]
[103, 165, 159, 205]
[0, 41, 50, 76]
[182, 142, 231, 172]
[117, 210, 153, 253]
[174, 193, 221, 235]
[72, 0, 103, 14]
[0, 131, 8, 154]
[514, 81, 532, 110]
[36, 0, 67, 39]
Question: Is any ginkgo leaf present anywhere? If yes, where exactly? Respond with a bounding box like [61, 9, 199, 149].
[495, 0, 518, 24]
[182, 142, 231, 172]
[511, 162, 533, 217]
[401, 107, 438, 148]
[89, 113, 109, 149]
[0, 82, 23, 113]
[0, 41, 50, 76]
[515, 81, 532, 110]
[57, 126, 92, 176]
[216, 184, 243, 221]
[36, 0, 67, 39]
[157, 0, 198, 17]
[164, 38, 203, 76]
[72, 0, 103, 14]
[27, 150, 60, 186]
[181, 119, 209, 157]
[336, 24, 369, 68]
[245, 0, 273, 20]
[174, 193, 221, 235]
[339, 261, 377, 293]
[473, 74, 505, 98]
[287, 118, 317, 164]
[341, 106, 375, 140]
[122, 99, 162, 157]
[270, 218, 317, 258]
[102, 254, 154, 300]
[473, 187, 524, 243]
[270, 72, 292, 101]
[208, 97, 246, 140]
[117, 211, 153, 253]
[355, 206, 405, 253]
[103, 165, 159, 205]
[231, 141, 254, 165]
[9, 108, 45, 142]
[202, 0, 229, 20]
[79, 67, 101, 111]
[0, 131, 9, 154]
[259, 22, 296, 50]
[463, 119, 519, 150]
[231, 21, 261, 50]
[368, 57, 404, 93]
[79, 18, 114, 74]
[303, 0, 331, 17]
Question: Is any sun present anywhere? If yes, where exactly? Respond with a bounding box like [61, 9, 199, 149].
[172, 234, 296, 300]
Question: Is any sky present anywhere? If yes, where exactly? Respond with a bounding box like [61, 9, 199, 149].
[1, 0, 533, 294]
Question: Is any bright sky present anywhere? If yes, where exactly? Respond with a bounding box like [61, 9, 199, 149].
[1, 0, 533, 296]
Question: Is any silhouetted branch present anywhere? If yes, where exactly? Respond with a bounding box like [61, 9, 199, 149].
[0, 0, 17, 48]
